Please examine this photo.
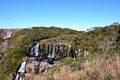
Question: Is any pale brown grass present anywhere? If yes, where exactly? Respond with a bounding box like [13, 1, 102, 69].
[23, 55, 120, 80]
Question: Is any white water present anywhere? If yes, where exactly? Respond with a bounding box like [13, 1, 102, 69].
[18, 61, 27, 73]
[30, 42, 40, 57]
[34, 42, 40, 56]
[15, 60, 27, 80]
[78, 49, 81, 56]
[47, 45, 52, 59]
[48, 54, 51, 58]
[51, 43, 56, 58]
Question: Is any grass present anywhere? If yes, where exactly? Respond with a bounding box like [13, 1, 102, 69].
[24, 53, 120, 80]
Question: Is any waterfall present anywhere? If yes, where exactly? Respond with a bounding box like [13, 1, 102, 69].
[74, 51, 77, 60]
[14, 41, 80, 80]
[47, 44, 52, 59]
[51, 43, 56, 58]
[30, 42, 40, 57]
[34, 42, 40, 56]
[15, 42, 40, 80]
[78, 49, 81, 56]
[15, 60, 28, 80]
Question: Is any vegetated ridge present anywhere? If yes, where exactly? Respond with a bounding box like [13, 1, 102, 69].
[0, 25, 119, 80]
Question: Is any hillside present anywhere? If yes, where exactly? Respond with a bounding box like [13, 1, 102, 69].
[0, 25, 120, 80]
[0, 29, 24, 52]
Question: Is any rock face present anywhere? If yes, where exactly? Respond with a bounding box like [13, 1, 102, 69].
[3, 30, 13, 39]
[0, 29, 23, 52]
[26, 58, 60, 76]
[0, 29, 23, 39]
[1, 40, 8, 52]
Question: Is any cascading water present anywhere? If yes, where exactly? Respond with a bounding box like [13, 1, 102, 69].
[15, 42, 40, 80]
[78, 49, 81, 56]
[51, 43, 56, 58]
[30, 42, 40, 57]
[15, 60, 28, 80]
[47, 44, 52, 59]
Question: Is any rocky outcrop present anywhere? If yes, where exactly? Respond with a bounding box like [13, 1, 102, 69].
[0, 29, 23, 39]
[26, 58, 60, 76]
[1, 40, 8, 52]
[3, 30, 12, 39]
[0, 29, 23, 52]
[0, 29, 13, 39]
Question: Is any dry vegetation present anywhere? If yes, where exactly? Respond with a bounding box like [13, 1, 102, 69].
[23, 54, 120, 80]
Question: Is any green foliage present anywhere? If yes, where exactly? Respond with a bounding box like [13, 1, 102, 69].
[103, 73, 115, 80]
[61, 57, 74, 65]
[72, 25, 120, 55]
[0, 38, 5, 43]
[80, 51, 85, 58]
[0, 52, 4, 60]
[47, 75, 57, 80]
[19, 73, 25, 77]
[50, 66, 60, 75]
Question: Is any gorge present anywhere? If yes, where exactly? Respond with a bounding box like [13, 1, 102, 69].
[0, 26, 119, 80]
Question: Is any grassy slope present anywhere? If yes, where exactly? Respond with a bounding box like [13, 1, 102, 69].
[72, 25, 120, 54]
[25, 54, 120, 80]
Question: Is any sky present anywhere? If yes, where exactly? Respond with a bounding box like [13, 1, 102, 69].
[0, 0, 120, 31]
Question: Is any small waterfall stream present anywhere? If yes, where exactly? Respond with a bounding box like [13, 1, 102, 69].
[30, 42, 40, 57]
[14, 42, 40, 80]
[14, 60, 27, 80]
[51, 43, 56, 58]
[47, 44, 52, 59]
